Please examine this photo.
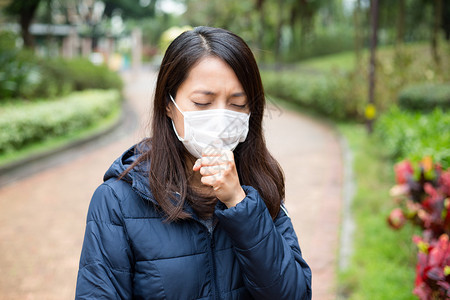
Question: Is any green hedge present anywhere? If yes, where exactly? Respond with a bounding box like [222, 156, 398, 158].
[31, 58, 124, 99]
[0, 89, 121, 154]
[374, 106, 450, 168]
[398, 83, 450, 111]
[285, 28, 355, 62]
[261, 70, 365, 120]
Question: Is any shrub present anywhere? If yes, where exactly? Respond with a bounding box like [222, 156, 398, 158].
[0, 90, 121, 154]
[388, 158, 450, 239]
[413, 234, 450, 299]
[62, 58, 123, 91]
[374, 107, 450, 169]
[398, 83, 450, 112]
[0, 30, 123, 101]
[33, 58, 74, 98]
[386, 158, 450, 299]
[0, 31, 41, 99]
[285, 27, 355, 62]
[261, 69, 367, 121]
[31, 57, 123, 98]
[261, 43, 450, 122]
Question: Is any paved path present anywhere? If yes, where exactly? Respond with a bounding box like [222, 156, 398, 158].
[0, 70, 343, 300]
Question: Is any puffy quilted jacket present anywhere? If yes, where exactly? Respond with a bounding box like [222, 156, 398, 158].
[75, 144, 312, 299]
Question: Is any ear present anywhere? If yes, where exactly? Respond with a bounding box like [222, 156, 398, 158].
[166, 103, 173, 119]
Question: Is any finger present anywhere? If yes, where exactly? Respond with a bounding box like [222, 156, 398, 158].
[192, 159, 202, 171]
[200, 165, 228, 176]
[201, 149, 234, 165]
[201, 174, 219, 187]
[199, 154, 231, 167]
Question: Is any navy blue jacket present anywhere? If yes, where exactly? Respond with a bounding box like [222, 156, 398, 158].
[76, 145, 312, 299]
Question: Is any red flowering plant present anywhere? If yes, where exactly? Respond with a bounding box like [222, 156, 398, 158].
[412, 234, 450, 299]
[387, 157, 450, 299]
[387, 157, 450, 239]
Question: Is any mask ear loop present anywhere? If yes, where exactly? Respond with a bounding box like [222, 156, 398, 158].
[169, 94, 185, 116]
[169, 94, 186, 142]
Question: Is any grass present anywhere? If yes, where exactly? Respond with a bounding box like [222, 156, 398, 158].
[0, 105, 121, 168]
[298, 51, 357, 73]
[336, 123, 420, 299]
[296, 42, 432, 74]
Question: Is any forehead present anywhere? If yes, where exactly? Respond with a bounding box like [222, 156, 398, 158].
[181, 56, 244, 91]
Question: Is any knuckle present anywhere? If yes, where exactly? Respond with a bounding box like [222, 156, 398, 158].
[200, 167, 206, 175]
[215, 177, 224, 185]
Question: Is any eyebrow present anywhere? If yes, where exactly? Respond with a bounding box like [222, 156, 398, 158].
[192, 90, 215, 96]
[231, 92, 246, 98]
[191, 90, 246, 98]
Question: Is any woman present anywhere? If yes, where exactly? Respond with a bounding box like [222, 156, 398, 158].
[76, 26, 312, 299]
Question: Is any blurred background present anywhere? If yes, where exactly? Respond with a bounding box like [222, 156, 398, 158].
[0, 0, 449, 299]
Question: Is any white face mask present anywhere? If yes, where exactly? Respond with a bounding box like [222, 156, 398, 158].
[169, 94, 250, 158]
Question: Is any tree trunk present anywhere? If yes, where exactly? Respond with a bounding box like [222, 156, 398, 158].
[255, 0, 265, 61]
[396, 0, 405, 46]
[353, 0, 362, 68]
[442, 0, 450, 40]
[274, 0, 285, 65]
[368, 0, 379, 134]
[19, 0, 41, 49]
[289, 3, 300, 59]
[431, 0, 443, 65]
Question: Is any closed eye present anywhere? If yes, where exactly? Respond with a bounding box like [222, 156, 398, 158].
[193, 102, 211, 107]
[231, 103, 247, 108]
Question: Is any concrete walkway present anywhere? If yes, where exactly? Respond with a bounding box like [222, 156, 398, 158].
[0, 70, 343, 300]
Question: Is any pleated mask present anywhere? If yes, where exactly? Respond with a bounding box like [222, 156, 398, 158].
[169, 94, 250, 158]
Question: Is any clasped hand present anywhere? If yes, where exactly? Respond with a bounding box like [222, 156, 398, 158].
[193, 147, 246, 208]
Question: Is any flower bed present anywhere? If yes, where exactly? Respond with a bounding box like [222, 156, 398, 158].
[387, 158, 450, 299]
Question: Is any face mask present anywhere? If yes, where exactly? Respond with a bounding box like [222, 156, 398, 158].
[169, 94, 250, 158]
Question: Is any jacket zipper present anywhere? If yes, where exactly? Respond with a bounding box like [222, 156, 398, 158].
[207, 229, 220, 300]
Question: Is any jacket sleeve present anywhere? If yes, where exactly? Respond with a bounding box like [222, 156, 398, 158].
[75, 183, 134, 299]
[215, 185, 312, 300]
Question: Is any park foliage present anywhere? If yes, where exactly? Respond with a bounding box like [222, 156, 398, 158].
[262, 40, 449, 298]
[0, 31, 122, 101]
[375, 107, 450, 169]
[398, 83, 450, 111]
[262, 43, 450, 122]
[0, 30, 123, 161]
[0, 90, 121, 155]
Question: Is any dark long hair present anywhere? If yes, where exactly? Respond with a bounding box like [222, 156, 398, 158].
[124, 26, 284, 221]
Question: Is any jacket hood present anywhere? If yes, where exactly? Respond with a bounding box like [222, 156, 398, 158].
[104, 142, 156, 204]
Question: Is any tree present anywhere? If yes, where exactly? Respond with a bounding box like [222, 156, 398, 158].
[443, 0, 450, 40]
[431, 0, 443, 65]
[103, 0, 158, 19]
[254, 0, 265, 60]
[353, 0, 363, 67]
[367, 0, 379, 134]
[396, 0, 406, 46]
[5, 0, 43, 49]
